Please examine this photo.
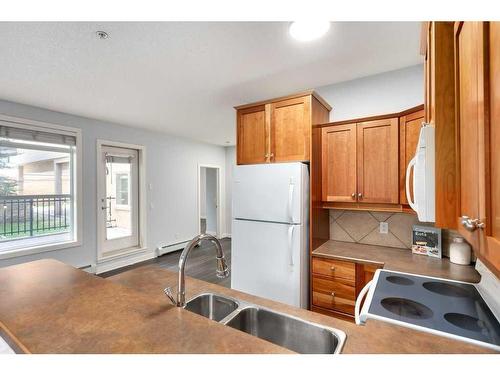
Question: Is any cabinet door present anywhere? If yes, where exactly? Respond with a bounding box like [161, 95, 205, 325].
[480, 22, 500, 275]
[271, 96, 311, 162]
[356, 118, 399, 204]
[321, 124, 357, 202]
[400, 109, 424, 205]
[456, 22, 483, 249]
[236, 104, 270, 165]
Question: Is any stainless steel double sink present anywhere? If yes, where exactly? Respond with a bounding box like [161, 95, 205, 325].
[184, 293, 346, 354]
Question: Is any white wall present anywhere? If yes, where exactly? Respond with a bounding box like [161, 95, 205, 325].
[205, 168, 217, 234]
[199, 167, 206, 218]
[316, 64, 424, 122]
[224, 146, 236, 237]
[0, 99, 227, 269]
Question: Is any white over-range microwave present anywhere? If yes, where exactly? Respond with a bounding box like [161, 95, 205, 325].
[406, 123, 435, 223]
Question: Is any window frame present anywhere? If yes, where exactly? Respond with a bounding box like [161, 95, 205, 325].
[0, 114, 82, 260]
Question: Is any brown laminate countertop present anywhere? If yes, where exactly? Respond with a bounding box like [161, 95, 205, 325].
[312, 240, 481, 283]
[0, 259, 493, 354]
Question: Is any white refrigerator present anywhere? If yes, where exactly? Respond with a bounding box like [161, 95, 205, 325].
[231, 162, 309, 308]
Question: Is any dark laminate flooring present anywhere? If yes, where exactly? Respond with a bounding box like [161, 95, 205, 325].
[101, 238, 232, 288]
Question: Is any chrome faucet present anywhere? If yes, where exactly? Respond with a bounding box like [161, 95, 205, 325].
[164, 233, 229, 307]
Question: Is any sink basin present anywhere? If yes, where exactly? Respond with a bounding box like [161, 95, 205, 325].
[184, 293, 239, 322]
[224, 307, 345, 354]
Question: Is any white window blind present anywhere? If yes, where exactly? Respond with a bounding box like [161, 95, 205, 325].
[0, 123, 76, 146]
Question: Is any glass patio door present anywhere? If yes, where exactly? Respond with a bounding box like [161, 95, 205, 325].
[99, 145, 139, 257]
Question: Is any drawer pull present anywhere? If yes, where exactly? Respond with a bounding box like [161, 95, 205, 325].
[331, 292, 336, 297]
[330, 266, 336, 271]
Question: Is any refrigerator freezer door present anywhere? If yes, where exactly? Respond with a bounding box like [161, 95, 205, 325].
[231, 219, 308, 308]
[233, 163, 308, 224]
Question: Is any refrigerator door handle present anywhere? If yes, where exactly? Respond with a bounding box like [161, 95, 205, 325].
[288, 181, 295, 224]
[287, 225, 295, 266]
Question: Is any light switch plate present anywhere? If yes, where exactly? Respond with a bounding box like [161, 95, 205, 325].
[379, 222, 389, 234]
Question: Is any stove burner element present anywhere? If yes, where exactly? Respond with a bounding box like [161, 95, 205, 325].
[423, 281, 474, 298]
[444, 313, 486, 333]
[381, 298, 433, 320]
[386, 275, 414, 286]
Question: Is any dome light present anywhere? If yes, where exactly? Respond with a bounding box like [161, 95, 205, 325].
[289, 21, 330, 42]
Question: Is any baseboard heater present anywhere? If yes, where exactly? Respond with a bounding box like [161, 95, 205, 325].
[78, 264, 94, 273]
[157, 239, 190, 256]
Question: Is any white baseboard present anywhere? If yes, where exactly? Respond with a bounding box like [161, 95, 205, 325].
[95, 248, 156, 274]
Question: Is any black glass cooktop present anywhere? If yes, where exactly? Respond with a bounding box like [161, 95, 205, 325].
[368, 270, 500, 349]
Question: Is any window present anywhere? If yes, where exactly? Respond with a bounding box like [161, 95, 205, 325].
[0, 117, 81, 258]
[115, 173, 129, 207]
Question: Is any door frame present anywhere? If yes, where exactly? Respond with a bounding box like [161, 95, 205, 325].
[96, 139, 147, 262]
[197, 164, 222, 238]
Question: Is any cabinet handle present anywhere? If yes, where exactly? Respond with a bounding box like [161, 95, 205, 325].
[461, 216, 485, 232]
[330, 266, 336, 271]
[351, 193, 356, 199]
[331, 292, 336, 298]
[358, 193, 363, 199]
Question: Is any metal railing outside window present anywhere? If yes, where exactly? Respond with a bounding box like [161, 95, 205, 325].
[0, 194, 71, 241]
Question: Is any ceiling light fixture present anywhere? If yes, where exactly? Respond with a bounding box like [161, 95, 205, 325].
[289, 21, 330, 42]
[96, 31, 109, 40]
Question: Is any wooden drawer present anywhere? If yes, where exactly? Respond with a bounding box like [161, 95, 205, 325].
[312, 275, 355, 299]
[312, 291, 355, 315]
[312, 257, 355, 281]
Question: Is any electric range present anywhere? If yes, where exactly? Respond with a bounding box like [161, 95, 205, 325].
[357, 269, 500, 351]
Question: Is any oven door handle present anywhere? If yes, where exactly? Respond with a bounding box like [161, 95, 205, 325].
[355, 280, 373, 325]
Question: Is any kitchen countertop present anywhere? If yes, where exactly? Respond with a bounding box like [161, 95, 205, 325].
[312, 240, 481, 283]
[0, 259, 493, 353]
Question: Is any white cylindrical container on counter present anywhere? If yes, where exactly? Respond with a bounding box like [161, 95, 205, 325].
[449, 237, 472, 265]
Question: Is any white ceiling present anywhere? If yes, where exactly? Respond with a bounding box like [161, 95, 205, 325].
[0, 22, 422, 145]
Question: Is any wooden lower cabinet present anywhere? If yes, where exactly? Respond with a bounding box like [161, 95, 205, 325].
[311, 257, 355, 280]
[311, 256, 382, 320]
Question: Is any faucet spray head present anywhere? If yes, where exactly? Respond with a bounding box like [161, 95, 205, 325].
[216, 256, 229, 278]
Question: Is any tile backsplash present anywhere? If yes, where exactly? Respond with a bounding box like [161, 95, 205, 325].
[329, 209, 461, 257]
[329, 209, 422, 249]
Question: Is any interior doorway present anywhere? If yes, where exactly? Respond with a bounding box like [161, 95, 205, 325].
[198, 165, 220, 237]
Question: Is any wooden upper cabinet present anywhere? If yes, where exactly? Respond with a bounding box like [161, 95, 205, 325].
[456, 22, 482, 249]
[356, 118, 399, 204]
[271, 96, 311, 162]
[235, 91, 331, 165]
[320, 116, 400, 206]
[236, 104, 269, 165]
[455, 22, 500, 276]
[321, 124, 357, 202]
[400, 109, 425, 205]
[423, 22, 458, 229]
[483, 22, 500, 275]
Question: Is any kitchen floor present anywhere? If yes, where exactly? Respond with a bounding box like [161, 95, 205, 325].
[101, 237, 232, 288]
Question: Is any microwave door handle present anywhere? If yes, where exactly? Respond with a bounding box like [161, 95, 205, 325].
[406, 156, 417, 212]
